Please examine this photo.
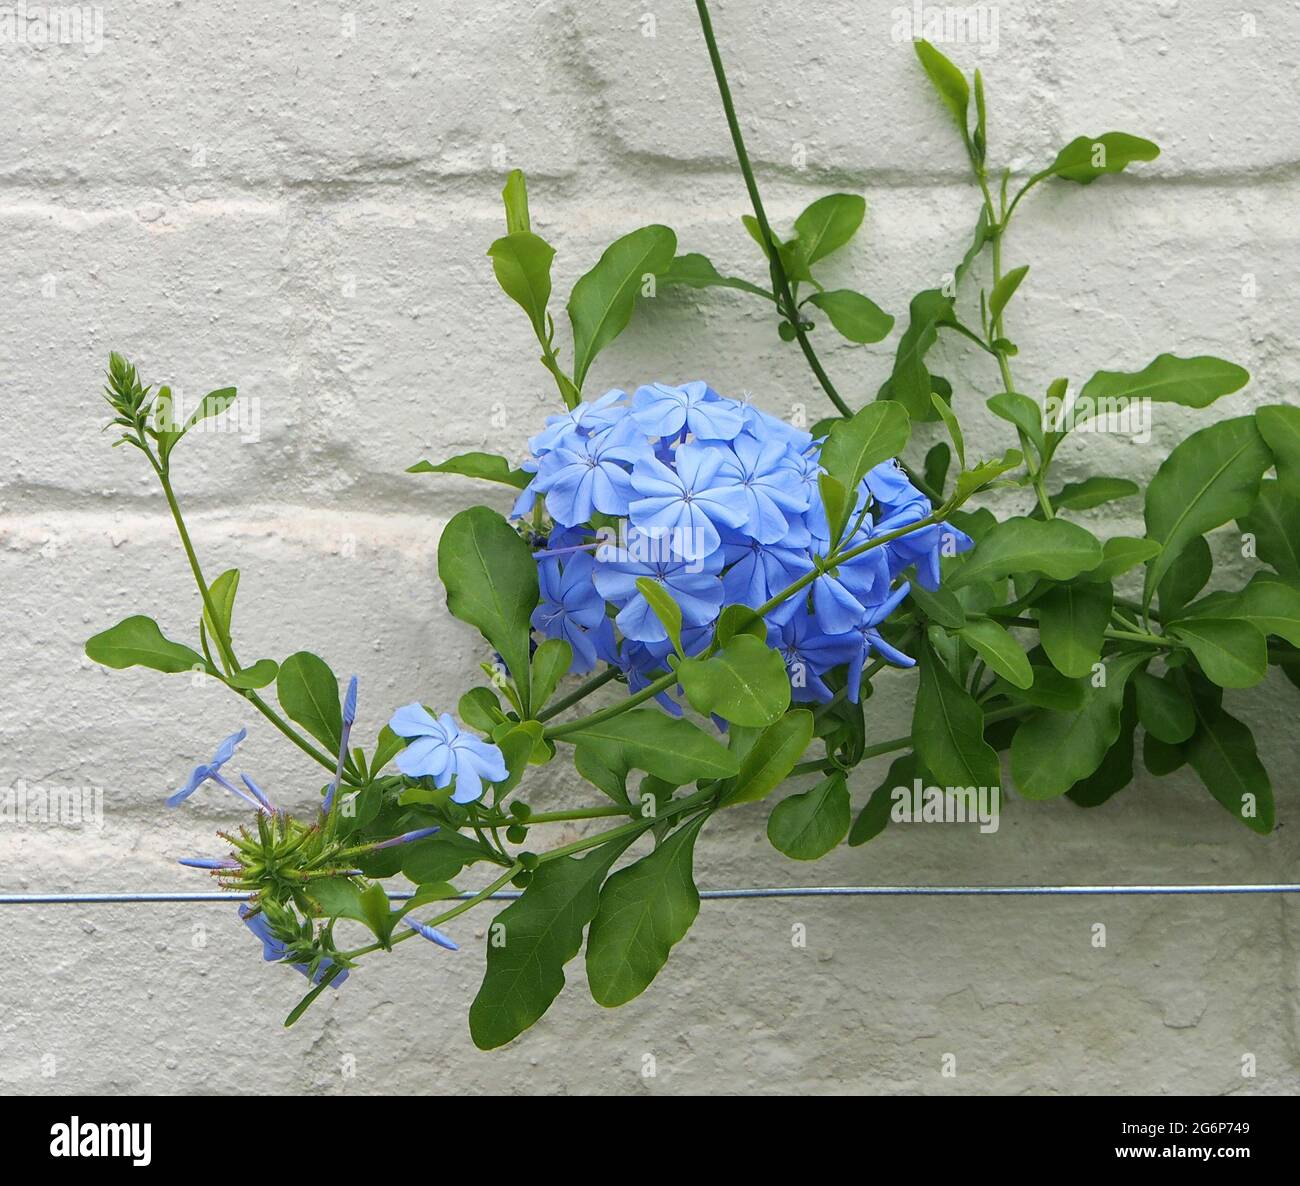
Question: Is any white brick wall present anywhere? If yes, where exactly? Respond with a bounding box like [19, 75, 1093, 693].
[2, 1, 1297, 1094]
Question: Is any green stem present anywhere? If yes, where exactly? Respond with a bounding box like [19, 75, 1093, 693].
[694, 0, 851, 420]
[535, 666, 621, 722]
[156, 459, 358, 782]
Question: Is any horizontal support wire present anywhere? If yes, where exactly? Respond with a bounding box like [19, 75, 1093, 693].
[2, 885, 1300, 905]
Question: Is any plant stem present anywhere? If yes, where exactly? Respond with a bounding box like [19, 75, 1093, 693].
[156, 460, 358, 782]
[694, 0, 851, 420]
[535, 666, 621, 722]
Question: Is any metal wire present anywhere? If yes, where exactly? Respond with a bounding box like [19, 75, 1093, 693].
[2, 884, 1300, 905]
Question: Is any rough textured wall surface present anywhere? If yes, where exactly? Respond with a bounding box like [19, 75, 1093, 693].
[1, 1, 1297, 1095]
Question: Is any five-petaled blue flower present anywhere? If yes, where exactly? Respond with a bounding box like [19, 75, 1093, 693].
[629, 443, 748, 560]
[532, 418, 647, 526]
[166, 727, 268, 813]
[592, 530, 724, 644]
[532, 551, 609, 673]
[630, 380, 745, 441]
[387, 706, 509, 803]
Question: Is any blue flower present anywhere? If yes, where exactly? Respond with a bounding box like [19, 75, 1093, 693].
[592, 530, 723, 643]
[387, 706, 509, 803]
[739, 400, 815, 454]
[712, 432, 810, 544]
[323, 674, 358, 815]
[405, 918, 460, 950]
[529, 388, 628, 455]
[239, 905, 348, 987]
[371, 825, 441, 851]
[767, 610, 860, 703]
[630, 381, 745, 441]
[166, 727, 267, 812]
[532, 552, 608, 673]
[721, 535, 811, 609]
[841, 582, 916, 703]
[532, 418, 646, 526]
[628, 443, 747, 560]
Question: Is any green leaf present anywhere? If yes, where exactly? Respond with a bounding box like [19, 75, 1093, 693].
[567, 224, 676, 389]
[908, 583, 966, 628]
[1080, 353, 1248, 414]
[952, 449, 1024, 501]
[767, 774, 850, 860]
[986, 392, 1044, 459]
[931, 392, 965, 469]
[635, 577, 684, 658]
[912, 637, 999, 788]
[1156, 534, 1211, 619]
[407, 452, 531, 489]
[818, 473, 850, 545]
[793, 194, 866, 264]
[1036, 581, 1113, 678]
[715, 604, 766, 645]
[85, 615, 205, 675]
[502, 169, 530, 235]
[305, 878, 370, 926]
[370, 724, 407, 774]
[183, 386, 238, 432]
[400, 830, 489, 884]
[568, 710, 739, 787]
[487, 230, 555, 340]
[723, 709, 815, 806]
[1049, 476, 1139, 514]
[923, 442, 951, 498]
[1142, 415, 1272, 604]
[1089, 536, 1161, 581]
[1239, 479, 1300, 580]
[660, 252, 773, 300]
[586, 814, 708, 1007]
[805, 289, 894, 343]
[818, 401, 911, 500]
[1167, 618, 1267, 689]
[1228, 573, 1300, 646]
[1066, 686, 1138, 808]
[203, 568, 240, 646]
[914, 39, 970, 136]
[958, 618, 1032, 689]
[1037, 132, 1160, 184]
[990, 664, 1087, 712]
[1257, 404, 1300, 497]
[1185, 704, 1273, 834]
[438, 507, 538, 713]
[469, 836, 632, 1049]
[988, 265, 1028, 326]
[276, 652, 343, 752]
[949, 516, 1102, 589]
[529, 640, 573, 715]
[878, 289, 953, 420]
[678, 635, 790, 727]
[1132, 671, 1194, 744]
[848, 754, 911, 846]
[226, 658, 279, 690]
[1009, 653, 1147, 799]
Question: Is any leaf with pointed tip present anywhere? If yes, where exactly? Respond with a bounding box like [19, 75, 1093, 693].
[1133, 670, 1194, 744]
[568, 225, 676, 388]
[1167, 618, 1267, 689]
[1239, 479, 1300, 580]
[529, 640, 573, 715]
[950, 516, 1102, 589]
[1035, 132, 1160, 184]
[408, 452, 531, 489]
[1257, 404, 1300, 497]
[660, 252, 773, 300]
[806, 289, 894, 343]
[502, 169, 530, 234]
[1080, 353, 1247, 413]
[86, 615, 206, 675]
[878, 288, 953, 421]
[914, 39, 969, 136]
[1185, 704, 1273, 834]
[988, 265, 1028, 326]
[569, 710, 739, 786]
[586, 814, 708, 1007]
[487, 230, 554, 340]
[1036, 581, 1113, 678]
[819, 401, 911, 502]
[958, 618, 1032, 689]
[722, 709, 815, 806]
[470, 836, 633, 1049]
[793, 193, 866, 264]
[1010, 653, 1146, 799]
[913, 637, 999, 788]
[1143, 416, 1271, 604]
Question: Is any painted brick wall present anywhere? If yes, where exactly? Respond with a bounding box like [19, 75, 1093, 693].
[1, 1, 1297, 1094]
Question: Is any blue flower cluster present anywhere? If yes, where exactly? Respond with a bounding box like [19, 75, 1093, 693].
[516, 381, 972, 704]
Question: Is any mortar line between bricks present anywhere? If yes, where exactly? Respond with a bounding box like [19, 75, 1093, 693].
[3, 885, 1300, 904]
